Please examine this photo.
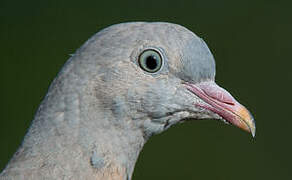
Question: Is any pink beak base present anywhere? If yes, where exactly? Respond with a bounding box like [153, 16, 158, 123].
[185, 81, 256, 137]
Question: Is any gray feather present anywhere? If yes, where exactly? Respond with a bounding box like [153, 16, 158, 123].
[0, 22, 220, 180]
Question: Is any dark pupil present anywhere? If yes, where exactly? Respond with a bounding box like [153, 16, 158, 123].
[145, 55, 157, 70]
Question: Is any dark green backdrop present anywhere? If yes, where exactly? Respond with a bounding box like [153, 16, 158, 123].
[1, 0, 291, 179]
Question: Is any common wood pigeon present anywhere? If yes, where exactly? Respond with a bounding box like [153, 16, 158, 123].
[0, 22, 255, 180]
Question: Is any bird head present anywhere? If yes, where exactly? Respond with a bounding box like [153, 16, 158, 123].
[81, 22, 255, 139]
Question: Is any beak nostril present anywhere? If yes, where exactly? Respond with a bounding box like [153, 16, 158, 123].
[223, 101, 235, 106]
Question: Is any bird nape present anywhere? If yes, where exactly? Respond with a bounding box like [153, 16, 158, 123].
[0, 22, 255, 180]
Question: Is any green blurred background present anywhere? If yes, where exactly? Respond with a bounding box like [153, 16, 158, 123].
[0, 0, 291, 179]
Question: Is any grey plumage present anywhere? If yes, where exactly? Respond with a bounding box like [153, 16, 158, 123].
[0, 22, 255, 180]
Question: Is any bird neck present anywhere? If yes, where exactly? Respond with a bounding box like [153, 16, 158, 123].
[1, 59, 146, 179]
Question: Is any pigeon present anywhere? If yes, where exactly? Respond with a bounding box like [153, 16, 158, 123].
[0, 22, 255, 180]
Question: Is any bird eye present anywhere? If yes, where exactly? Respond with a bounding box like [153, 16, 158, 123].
[138, 49, 163, 73]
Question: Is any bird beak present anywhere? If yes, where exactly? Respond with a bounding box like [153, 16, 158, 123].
[185, 81, 256, 137]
